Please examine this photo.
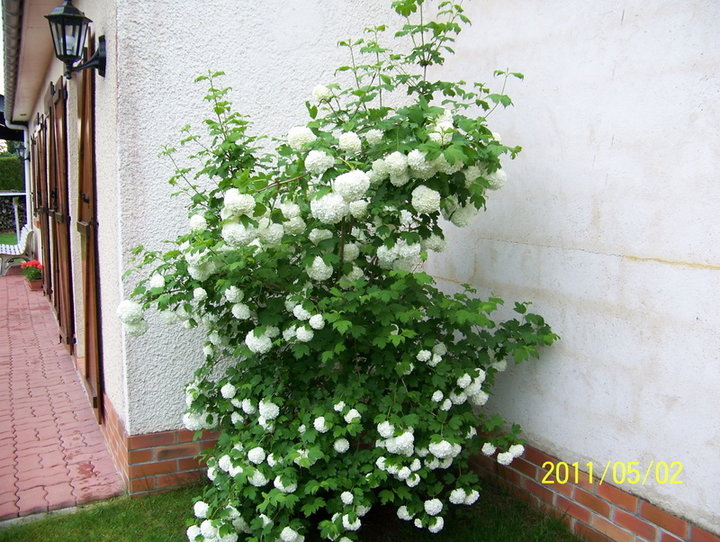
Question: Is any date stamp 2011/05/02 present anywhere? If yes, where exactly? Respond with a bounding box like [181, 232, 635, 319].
[540, 461, 683, 486]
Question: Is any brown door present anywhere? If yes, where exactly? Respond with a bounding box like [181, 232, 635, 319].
[77, 37, 104, 422]
[47, 78, 75, 353]
[31, 115, 52, 295]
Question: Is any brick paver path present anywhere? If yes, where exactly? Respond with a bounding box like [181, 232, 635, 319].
[0, 275, 124, 520]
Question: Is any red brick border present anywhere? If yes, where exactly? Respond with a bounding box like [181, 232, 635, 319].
[100, 395, 218, 495]
[471, 445, 720, 542]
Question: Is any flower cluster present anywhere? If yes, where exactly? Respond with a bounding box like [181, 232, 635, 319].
[20, 259, 43, 281]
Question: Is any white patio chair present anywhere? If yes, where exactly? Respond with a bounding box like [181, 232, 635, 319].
[0, 225, 34, 276]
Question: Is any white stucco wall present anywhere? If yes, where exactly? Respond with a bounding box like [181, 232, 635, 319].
[113, 0, 396, 436]
[425, 0, 720, 533]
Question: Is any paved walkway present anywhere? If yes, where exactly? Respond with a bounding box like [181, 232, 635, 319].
[0, 274, 124, 521]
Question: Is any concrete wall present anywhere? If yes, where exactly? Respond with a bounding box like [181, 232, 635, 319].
[426, 0, 720, 533]
[111, 0, 395, 435]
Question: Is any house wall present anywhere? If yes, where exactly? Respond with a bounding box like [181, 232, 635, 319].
[425, 0, 720, 535]
[111, 0, 395, 436]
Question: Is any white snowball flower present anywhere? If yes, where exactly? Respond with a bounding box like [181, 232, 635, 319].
[440, 399, 452, 411]
[274, 476, 298, 494]
[334, 438, 350, 453]
[386, 431, 414, 456]
[245, 330, 272, 354]
[279, 201, 301, 219]
[298, 424, 306, 434]
[411, 185, 441, 214]
[377, 421, 394, 438]
[384, 151, 407, 177]
[310, 192, 348, 224]
[248, 447, 266, 465]
[257, 219, 285, 246]
[288, 126, 317, 151]
[497, 451, 515, 466]
[259, 400, 280, 420]
[338, 132, 362, 153]
[148, 274, 165, 289]
[241, 398, 257, 415]
[431, 390, 443, 402]
[487, 168, 507, 190]
[492, 359, 508, 372]
[465, 490, 480, 505]
[449, 391, 467, 405]
[397, 466, 411, 481]
[125, 319, 149, 336]
[224, 286, 243, 303]
[222, 222, 256, 247]
[220, 383, 236, 399]
[450, 204, 479, 227]
[406, 473, 420, 487]
[466, 427, 477, 439]
[249, 469, 268, 486]
[280, 526, 301, 542]
[468, 390, 489, 407]
[293, 305, 311, 320]
[193, 501, 209, 518]
[309, 314, 325, 330]
[422, 234, 446, 253]
[348, 199, 369, 218]
[365, 129, 383, 145]
[295, 326, 314, 342]
[200, 520, 217, 539]
[333, 401, 346, 412]
[260, 514, 273, 527]
[341, 491, 354, 505]
[312, 84, 332, 102]
[509, 444, 525, 458]
[284, 215, 306, 235]
[192, 287, 206, 302]
[428, 440, 453, 459]
[433, 343, 447, 356]
[308, 228, 333, 244]
[342, 243, 360, 262]
[231, 303, 251, 320]
[344, 409, 361, 423]
[182, 412, 204, 431]
[307, 256, 333, 281]
[230, 412, 244, 425]
[424, 499, 443, 516]
[342, 514, 361, 531]
[305, 150, 335, 175]
[186, 524, 201, 541]
[117, 299, 143, 324]
[397, 506, 413, 521]
[416, 350, 432, 362]
[223, 188, 256, 216]
[449, 488, 467, 505]
[334, 170, 370, 201]
[218, 454, 233, 472]
[188, 214, 207, 233]
[428, 517, 444, 533]
[314, 416, 329, 433]
[456, 374, 472, 389]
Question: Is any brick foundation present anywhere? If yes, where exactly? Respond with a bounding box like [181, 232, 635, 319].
[100, 395, 218, 495]
[471, 445, 719, 542]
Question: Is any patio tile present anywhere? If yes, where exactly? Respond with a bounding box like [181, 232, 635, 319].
[0, 275, 125, 517]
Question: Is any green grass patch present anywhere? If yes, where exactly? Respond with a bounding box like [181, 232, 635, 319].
[0, 482, 584, 542]
[0, 233, 17, 245]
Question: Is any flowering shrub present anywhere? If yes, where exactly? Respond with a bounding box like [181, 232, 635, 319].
[20, 260, 43, 281]
[122, 1, 557, 541]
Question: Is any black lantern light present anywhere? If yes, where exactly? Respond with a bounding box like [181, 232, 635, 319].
[45, 0, 105, 79]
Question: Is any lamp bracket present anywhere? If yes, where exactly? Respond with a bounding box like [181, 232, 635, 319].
[66, 35, 106, 79]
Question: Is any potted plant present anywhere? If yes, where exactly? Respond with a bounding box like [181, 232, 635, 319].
[20, 260, 43, 291]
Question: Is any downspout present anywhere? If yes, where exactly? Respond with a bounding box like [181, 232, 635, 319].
[3, 0, 30, 227]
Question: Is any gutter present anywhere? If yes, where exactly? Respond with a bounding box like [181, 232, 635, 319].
[3, 0, 24, 126]
[3, 0, 30, 226]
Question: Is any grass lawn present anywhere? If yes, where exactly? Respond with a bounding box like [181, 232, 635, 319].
[0, 233, 17, 244]
[0, 481, 583, 542]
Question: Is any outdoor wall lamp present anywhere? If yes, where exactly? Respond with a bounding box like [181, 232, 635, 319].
[45, 0, 105, 79]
